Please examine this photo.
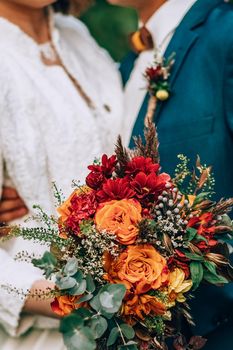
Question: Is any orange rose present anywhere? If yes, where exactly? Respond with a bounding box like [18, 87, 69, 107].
[95, 199, 142, 245]
[105, 245, 168, 294]
[122, 294, 166, 323]
[51, 295, 85, 316]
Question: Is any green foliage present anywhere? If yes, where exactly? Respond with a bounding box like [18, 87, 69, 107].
[81, 0, 137, 61]
[118, 342, 138, 350]
[203, 270, 228, 285]
[63, 327, 96, 350]
[144, 316, 166, 336]
[59, 282, 128, 350]
[190, 261, 204, 291]
[107, 327, 120, 346]
[32, 251, 57, 278]
[184, 252, 204, 262]
[90, 284, 126, 317]
[184, 227, 197, 242]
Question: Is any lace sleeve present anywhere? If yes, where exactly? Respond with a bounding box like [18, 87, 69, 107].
[0, 248, 43, 336]
[0, 61, 44, 336]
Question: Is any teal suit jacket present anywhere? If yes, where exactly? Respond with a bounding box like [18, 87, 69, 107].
[121, 0, 233, 348]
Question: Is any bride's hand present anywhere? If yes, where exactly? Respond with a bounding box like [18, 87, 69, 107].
[23, 280, 59, 319]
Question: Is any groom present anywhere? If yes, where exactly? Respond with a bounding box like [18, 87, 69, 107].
[108, 0, 233, 349]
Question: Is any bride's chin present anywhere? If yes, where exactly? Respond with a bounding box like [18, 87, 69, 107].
[10, 0, 57, 9]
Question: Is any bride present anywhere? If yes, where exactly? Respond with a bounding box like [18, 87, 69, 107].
[0, 0, 123, 349]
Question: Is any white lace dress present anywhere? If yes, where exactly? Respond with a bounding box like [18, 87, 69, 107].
[0, 13, 123, 350]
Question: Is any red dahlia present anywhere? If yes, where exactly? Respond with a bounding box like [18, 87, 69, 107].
[130, 171, 170, 199]
[96, 178, 135, 202]
[125, 156, 160, 176]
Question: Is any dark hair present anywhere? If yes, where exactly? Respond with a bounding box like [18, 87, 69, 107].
[52, 0, 93, 15]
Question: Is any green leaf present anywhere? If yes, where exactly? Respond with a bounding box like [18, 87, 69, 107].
[73, 307, 93, 319]
[86, 274, 96, 293]
[203, 261, 217, 275]
[118, 341, 138, 350]
[203, 270, 228, 285]
[107, 327, 119, 346]
[63, 258, 79, 276]
[193, 192, 211, 206]
[194, 235, 208, 243]
[190, 261, 204, 290]
[185, 252, 204, 262]
[78, 293, 93, 303]
[221, 214, 233, 227]
[69, 280, 87, 296]
[184, 227, 197, 241]
[63, 328, 96, 350]
[120, 324, 135, 340]
[32, 251, 57, 278]
[56, 276, 77, 290]
[90, 284, 126, 317]
[73, 270, 84, 283]
[100, 291, 115, 308]
[60, 313, 84, 333]
[89, 316, 108, 339]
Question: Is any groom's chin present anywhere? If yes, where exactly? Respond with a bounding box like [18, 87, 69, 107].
[106, 0, 138, 7]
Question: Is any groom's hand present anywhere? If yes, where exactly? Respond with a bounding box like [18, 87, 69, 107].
[0, 186, 28, 223]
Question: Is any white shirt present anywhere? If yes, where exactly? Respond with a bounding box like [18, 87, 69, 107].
[0, 13, 123, 348]
[123, 0, 197, 145]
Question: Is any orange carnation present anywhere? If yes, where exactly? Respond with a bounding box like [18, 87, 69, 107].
[57, 186, 91, 223]
[51, 295, 85, 316]
[95, 199, 142, 245]
[122, 294, 166, 323]
[105, 245, 168, 294]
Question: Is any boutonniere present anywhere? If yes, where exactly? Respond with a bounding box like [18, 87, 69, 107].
[144, 51, 175, 126]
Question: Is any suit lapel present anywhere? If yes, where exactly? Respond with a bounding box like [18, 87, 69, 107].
[154, 0, 222, 122]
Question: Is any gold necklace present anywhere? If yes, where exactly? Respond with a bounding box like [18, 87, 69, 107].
[40, 9, 96, 111]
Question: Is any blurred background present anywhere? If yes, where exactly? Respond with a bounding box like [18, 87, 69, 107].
[81, 0, 138, 62]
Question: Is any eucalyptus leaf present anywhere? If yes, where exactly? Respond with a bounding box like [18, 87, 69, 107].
[64, 258, 79, 276]
[69, 280, 87, 296]
[73, 307, 93, 319]
[89, 316, 108, 339]
[118, 341, 138, 350]
[73, 270, 84, 283]
[107, 327, 119, 346]
[63, 328, 96, 350]
[99, 284, 126, 313]
[190, 261, 204, 290]
[90, 284, 126, 316]
[60, 313, 84, 333]
[120, 324, 135, 340]
[100, 291, 114, 309]
[78, 293, 93, 303]
[56, 276, 77, 290]
[86, 274, 96, 293]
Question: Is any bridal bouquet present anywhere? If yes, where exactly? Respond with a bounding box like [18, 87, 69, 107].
[4, 124, 233, 350]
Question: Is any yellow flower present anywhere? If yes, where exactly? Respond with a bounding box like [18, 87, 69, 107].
[168, 268, 192, 305]
[180, 195, 196, 207]
[156, 90, 169, 101]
